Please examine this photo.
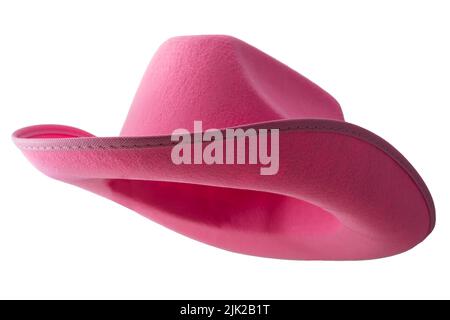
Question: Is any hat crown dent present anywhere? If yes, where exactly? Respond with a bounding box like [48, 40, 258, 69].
[120, 35, 344, 137]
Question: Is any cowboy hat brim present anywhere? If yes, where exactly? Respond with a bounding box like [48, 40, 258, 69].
[12, 118, 434, 260]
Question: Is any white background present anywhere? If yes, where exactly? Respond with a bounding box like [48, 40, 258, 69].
[0, 1, 449, 299]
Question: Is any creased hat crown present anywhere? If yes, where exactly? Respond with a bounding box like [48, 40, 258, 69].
[120, 35, 343, 136]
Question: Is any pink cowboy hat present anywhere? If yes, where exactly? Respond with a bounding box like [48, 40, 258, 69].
[13, 35, 434, 260]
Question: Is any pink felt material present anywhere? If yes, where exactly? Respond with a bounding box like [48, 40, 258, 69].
[13, 35, 434, 260]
